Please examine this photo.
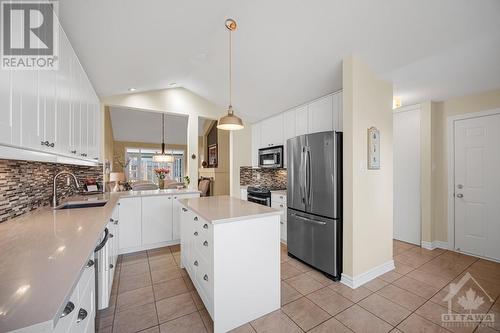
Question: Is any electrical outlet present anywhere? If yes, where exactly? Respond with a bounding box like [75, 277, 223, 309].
[256, 173, 261, 180]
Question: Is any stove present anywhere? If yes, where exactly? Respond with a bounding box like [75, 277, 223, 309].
[246, 186, 284, 206]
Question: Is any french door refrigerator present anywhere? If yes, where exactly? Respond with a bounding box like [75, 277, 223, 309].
[287, 131, 342, 280]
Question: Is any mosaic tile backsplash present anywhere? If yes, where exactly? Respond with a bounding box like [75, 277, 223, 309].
[240, 166, 287, 189]
[0, 159, 103, 223]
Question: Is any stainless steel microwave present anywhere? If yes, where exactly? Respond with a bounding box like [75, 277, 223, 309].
[258, 146, 283, 168]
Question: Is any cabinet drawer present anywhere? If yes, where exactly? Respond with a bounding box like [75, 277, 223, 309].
[195, 232, 212, 265]
[271, 193, 286, 204]
[195, 257, 213, 300]
[78, 254, 95, 297]
[74, 272, 95, 333]
[54, 284, 79, 333]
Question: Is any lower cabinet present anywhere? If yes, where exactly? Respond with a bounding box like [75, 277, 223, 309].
[271, 193, 287, 243]
[119, 193, 200, 254]
[54, 253, 95, 333]
[240, 189, 247, 200]
[97, 217, 119, 310]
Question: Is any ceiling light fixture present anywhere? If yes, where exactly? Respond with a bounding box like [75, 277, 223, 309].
[153, 113, 174, 163]
[128, 88, 136, 92]
[168, 83, 177, 87]
[217, 18, 244, 131]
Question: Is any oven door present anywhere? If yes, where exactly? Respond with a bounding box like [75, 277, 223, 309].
[258, 146, 283, 168]
[247, 194, 271, 206]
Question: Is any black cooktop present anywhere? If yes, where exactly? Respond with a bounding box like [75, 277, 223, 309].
[247, 186, 286, 194]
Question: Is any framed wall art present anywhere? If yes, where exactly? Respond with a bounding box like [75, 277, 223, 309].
[367, 127, 380, 170]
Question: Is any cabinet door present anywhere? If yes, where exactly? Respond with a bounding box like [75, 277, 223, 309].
[294, 105, 308, 136]
[56, 30, 72, 155]
[283, 109, 296, 142]
[118, 198, 142, 250]
[251, 123, 261, 167]
[261, 114, 283, 147]
[39, 69, 57, 150]
[0, 70, 11, 144]
[142, 195, 173, 245]
[332, 91, 343, 131]
[308, 94, 333, 134]
[11, 71, 39, 148]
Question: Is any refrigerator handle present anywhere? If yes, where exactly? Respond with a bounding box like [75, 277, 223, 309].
[299, 147, 305, 204]
[306, 148, 311, 205]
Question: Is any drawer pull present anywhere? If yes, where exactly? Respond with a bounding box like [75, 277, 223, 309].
[203, 224, 208, 229]
[203, 274, 209, 281]
[193, 216, 198, 221]
[109, 264, 114, 269]
[194, 231, 198, 236]
[109, 233, 114, 238]
[76, 308, 88, 323]
[194, 260, 198, 266]
[114, 220, 119, 225]
[60, 301, 75, 318]
[182, 208, 187, 212]
[203, 241, 209, 247]
[280, 221, 284, 225]
[85, 259, 94, 268]
[280, 204, 284, 208]
[280, 196, 284, 199]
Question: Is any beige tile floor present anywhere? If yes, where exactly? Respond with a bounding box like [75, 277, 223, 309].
[97, 241, 500, 333]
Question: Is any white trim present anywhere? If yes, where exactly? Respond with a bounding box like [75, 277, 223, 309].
[421, 240, 449, 250]
[447, 108, 500, 252]
[392, 104, 420, 114]
[340, 260, 395, 289]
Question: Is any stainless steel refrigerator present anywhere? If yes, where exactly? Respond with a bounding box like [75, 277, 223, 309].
[287, 131, 342, 280]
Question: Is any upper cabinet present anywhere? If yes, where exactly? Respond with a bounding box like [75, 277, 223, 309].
[250, 91, 342, 167]
[0, 18, 101, 164]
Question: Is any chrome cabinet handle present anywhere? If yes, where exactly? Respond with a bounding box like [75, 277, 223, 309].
[194, 231, 198, 236]
[194, 260, 198, 266]
[456, 193, 463, 198]
[174, 196, 177, 199]
[85, 259, 94, 268]
[109, 264, 114, 269]
[203, 274, 209, 281]
[109, 233, 114, 238]
[193, 216, 198, 221]
[182, 208, 187, 212]
[60, 301, 75, 318]
[41, 141, 48, 146]
[76, 308, 88, 323]
[280, 204, 284, 208]
[203, 224, 208, 229]
[280, 196, 284, 199]
[49, 142, 55, 148]
[203, 241, 208, 247]
[280, 221, 284, 225]
[94, 157, 99, 160]
[70, 150, 77, 154]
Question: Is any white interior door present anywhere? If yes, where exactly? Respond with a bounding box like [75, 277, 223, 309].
[393, 108, 421, 245]
[454, 113, 500, 261]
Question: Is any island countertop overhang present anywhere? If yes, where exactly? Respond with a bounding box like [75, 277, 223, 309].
[178, 195, 281, 224]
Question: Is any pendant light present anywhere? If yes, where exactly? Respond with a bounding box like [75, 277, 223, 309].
[217, 18, 244, 131]
[153, 113, 174, 162]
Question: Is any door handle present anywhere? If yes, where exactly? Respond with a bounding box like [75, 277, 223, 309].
[291, 213, 327, 225]
[456, 193, 463, 198]
[306, 148, 311, 205]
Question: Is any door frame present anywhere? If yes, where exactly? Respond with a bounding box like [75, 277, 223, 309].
[393, 105, 422, 245]
[447, 108, 500, 252]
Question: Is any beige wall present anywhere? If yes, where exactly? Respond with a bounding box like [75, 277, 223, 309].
[425, 89, 500, 242]
[420, 102, 433, 242]
[103, 106, 115, 181]
[343, 56, 394, 277]
[101, 88, 225, 189]
[230, 123, 252, 198]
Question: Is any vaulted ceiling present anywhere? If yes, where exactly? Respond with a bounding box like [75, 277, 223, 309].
[59, 0, 500, 122]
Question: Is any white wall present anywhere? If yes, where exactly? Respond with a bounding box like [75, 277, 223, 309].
[230, 124, 252, 198]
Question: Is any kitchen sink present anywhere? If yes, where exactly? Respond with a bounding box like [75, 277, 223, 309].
[54, 200, 108, 210]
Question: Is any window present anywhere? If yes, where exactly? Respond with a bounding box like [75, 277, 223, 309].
[124, 148, 185, 184]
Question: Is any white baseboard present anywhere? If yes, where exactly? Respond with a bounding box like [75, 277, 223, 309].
[421, 241, 449, 250]
[119, 239, 180, 255]
[340, 260, 395, 289]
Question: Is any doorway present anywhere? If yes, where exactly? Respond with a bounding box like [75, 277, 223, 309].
[393, 106, 421, 245]
[452, 111, 500, 261]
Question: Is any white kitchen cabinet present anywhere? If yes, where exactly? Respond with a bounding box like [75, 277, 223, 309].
[271, 193, 287, 243]
[260, 113, 284, 148]
[118, 198, 142, 250]
[283, 109, 296, 142]
[142, 195, 173, 245]
[294, 105, 309, 136]
[308, 95, 333, 133]
[0, 70, 11, 144]
[251, 123, 261, 167]
[11, 71, 39, 149]
[172, 193, 200, 240]
[332, 91, 343, 131]
[240, 188, 247, 200]
[39, 69, 57, 151]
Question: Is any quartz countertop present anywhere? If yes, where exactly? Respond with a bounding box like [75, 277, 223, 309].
[0, 188, 199, 332]
[178, 195, 280, 224]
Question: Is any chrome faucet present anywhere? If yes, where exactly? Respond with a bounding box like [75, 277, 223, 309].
[52, 171, 80, 207]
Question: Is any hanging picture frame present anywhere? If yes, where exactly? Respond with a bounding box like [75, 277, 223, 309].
[367, 127, 380, 170]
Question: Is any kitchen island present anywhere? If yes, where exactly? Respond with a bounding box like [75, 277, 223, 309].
[179, 196, 281, 333]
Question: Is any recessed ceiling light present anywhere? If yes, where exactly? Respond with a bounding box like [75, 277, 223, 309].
[128, 88, 136, 92]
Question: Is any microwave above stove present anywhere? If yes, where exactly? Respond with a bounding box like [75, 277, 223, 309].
[258, 145, 283, 168]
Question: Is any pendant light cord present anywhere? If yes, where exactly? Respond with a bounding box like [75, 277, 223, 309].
[161, 113, 165, 154]
[229, 27, 233, 113]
